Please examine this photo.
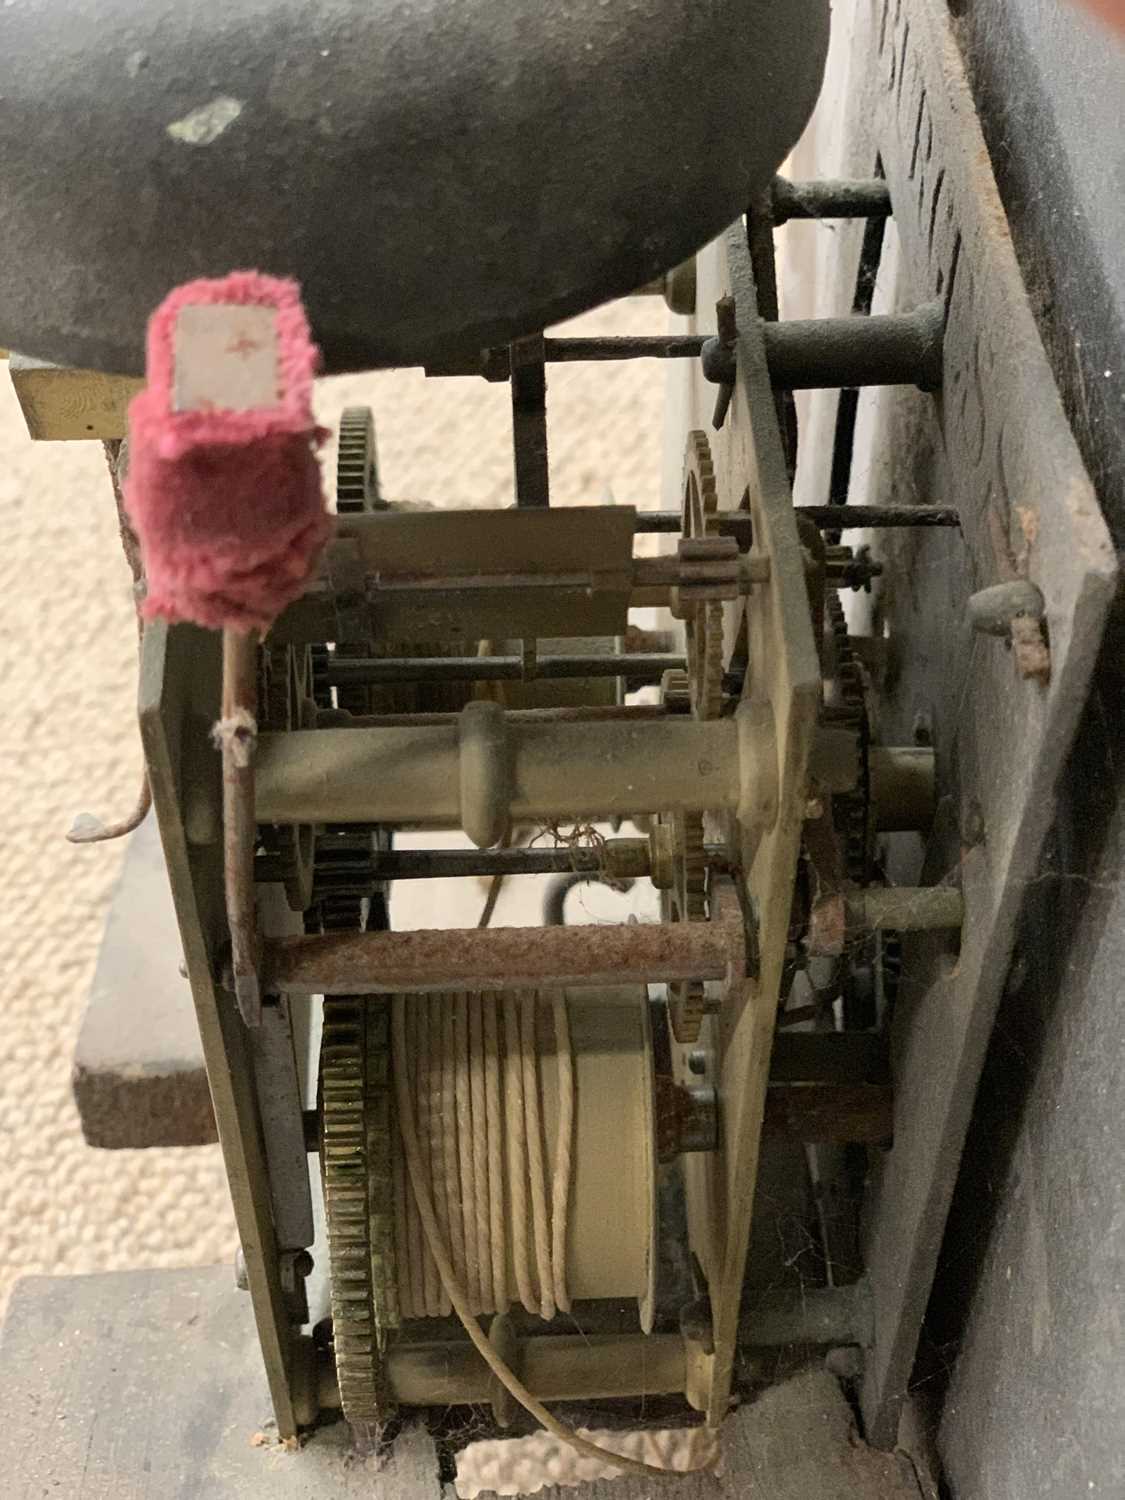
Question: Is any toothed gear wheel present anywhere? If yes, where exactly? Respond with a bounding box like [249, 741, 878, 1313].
[671, 813, 707, 922]
[825, 591, 870, 889]
[332, 407, 382, 716]
[333, 408, 473, 720]
[823, 588, 903, 1027]
[336, 406, 380, 513]
[321, 996, 398, 1426]
[664, 432, 731, 1042]
[659, 668, 692, 715]
[666, 810, 709, 1043]
[667, 810, 709, 1041]
[681, 430, 726, 722]
[307, 826, 389, 937]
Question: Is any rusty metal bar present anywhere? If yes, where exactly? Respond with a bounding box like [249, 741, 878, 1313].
[325, 651, 684, 687]
[771, 175, 893, 225]
[320, 703, 671, 728]
[761, 303, 944, 392]
[262, 915, 744, 995]
[428, 305, 944, 393]
[633, 504, 959, 535]
[545, 315, 944, 391]
[354, 839, 673, 881]
[547, 334, 706, 363]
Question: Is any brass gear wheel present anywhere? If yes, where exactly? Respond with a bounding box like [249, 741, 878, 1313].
[681, 429, 726, 722]
[307, 827, 389, 937]
[336, 406, 380, 513]
[824, 590, 870, 888]
[822, 590, 899, 1027]
[665, 430, 728, 1042]
[665, 809, 709, 1043]
[331, 406, 472, 721]
[672, 813, 707, 920]
[333, 408, 381, 717]
[320, 996, 398, 1426]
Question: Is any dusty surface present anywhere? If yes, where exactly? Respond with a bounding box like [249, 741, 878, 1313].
[0, 297, 663, 1311]
[1, 1266, 931, 1500]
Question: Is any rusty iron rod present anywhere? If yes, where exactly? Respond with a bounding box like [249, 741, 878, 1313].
[283, 838, 733, 885]
[432, 305, 944, 392]
[325, 651, 685, 687]
[770, 176, 892, 225]
[325, 843, 686, 881]
[761, 303, 944, 392]
[632, 505, 959, 535]
[546, 334, 706, 362]
[314, 702, 672, 728]
[263, 917, 743, 995]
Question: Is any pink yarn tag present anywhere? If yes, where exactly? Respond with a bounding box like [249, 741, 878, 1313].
[124, 272, 332, 633]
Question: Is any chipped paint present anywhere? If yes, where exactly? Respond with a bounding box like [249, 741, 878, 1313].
[167, 96, 243, 146]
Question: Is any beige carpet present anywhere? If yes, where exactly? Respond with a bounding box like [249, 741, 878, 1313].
[0, 298, 663, 1311]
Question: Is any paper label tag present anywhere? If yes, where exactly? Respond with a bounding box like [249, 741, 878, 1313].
[172, 303, 280, 412]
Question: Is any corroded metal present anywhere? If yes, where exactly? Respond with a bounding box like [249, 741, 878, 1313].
[429, 311, 946, 392]
[264, 911, 748, 997]
[762, 304, 946, 392]
[330, 838, 665, 883]
[770, 175, 893, 225]
[320, 997, 397, 1425]
[326, 652, 685, 687]
[634, 505, 960, 534]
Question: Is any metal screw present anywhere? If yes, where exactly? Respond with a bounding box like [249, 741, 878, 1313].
[279, 1248, 314, 1295]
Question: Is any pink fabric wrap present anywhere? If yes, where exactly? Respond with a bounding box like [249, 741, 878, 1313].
[125, 271, 331, 632]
